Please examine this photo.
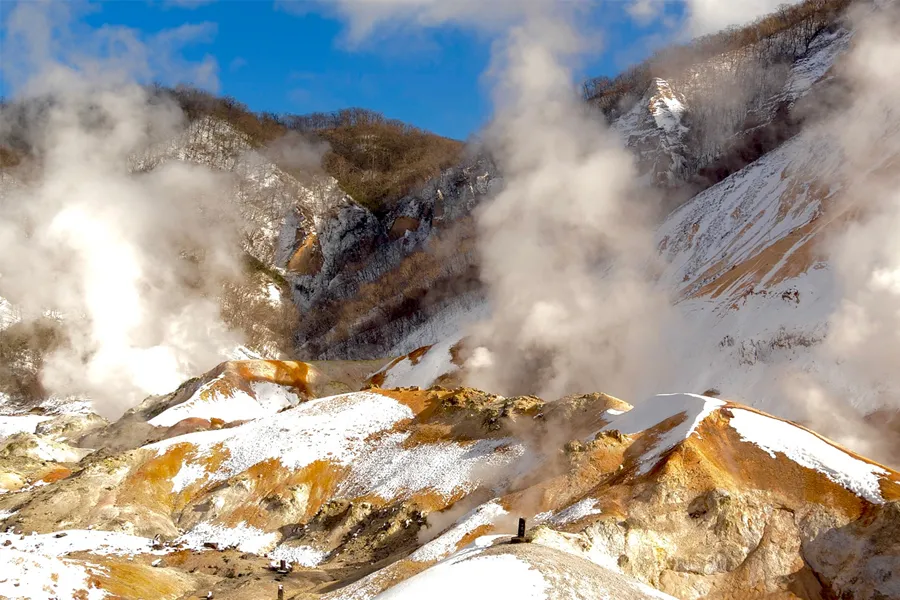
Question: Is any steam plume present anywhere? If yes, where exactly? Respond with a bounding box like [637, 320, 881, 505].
[323, 0, 673, 400]
[686, 0, 807, 37]
[466, 17, 671, 400]
[0, 2, 241, 417]
[806, 4, 900, 452]
[734, 3, 900, 466]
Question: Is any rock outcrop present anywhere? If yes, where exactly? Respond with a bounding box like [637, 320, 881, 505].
[0, 368, 896, 599]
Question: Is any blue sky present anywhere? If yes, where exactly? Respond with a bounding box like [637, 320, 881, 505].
[0, 1, 688, 140]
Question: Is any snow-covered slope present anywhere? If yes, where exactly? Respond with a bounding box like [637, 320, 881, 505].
[373, 541, 676, 600]
[364, 20, 878, 427]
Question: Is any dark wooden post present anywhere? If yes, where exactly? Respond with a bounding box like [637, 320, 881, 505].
[277, 584, 284, 600]
[511, 517, 527, 543]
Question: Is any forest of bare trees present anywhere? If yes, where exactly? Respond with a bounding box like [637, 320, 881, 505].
[584, 0, 852, 114]
[162, 86, 463, 212]
[2, 0, 856, 210]
[582, 0, 854, 183]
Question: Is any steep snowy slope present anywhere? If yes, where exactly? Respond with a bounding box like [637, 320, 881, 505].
[611, 22, 851, 191]
[654, 126, 842, 408]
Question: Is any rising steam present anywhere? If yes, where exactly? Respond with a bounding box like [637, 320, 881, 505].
[788, 3, 900, 461]
[626, 0, 808, 37]
[820, 5, 900, 407]
[0, 3, 241, 417]
[465, 17, 672, 401]
[326, 0, 673, 401]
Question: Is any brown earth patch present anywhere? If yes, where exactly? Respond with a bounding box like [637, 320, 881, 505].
[684, 410, 881, 516]
[89, 558, 194, 600]
[407, 345, 432, 366]
[232, 360, 313, 397]
[452, 523, 497, 552]
[370, 387, 446, 418]
[164, 418, 214, 439]
[695, 217, 821, 300]
[218, 458, 351, 528]
[388, 217, 421, 241]
[39, 466, 72, 484]
[288, 232, 324, 275]
[120, 444, 227, 514]
[719, 404, 900, 502]
[366, 347, 435, 389]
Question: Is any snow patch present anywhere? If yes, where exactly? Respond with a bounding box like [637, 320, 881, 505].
[170, 462, 207, 494]
[728, 408, 890, 503]
[148, 374, 300, 427]
[0, 529, 162, 557]
[265, 283, 282, 306]
[177, 521, 278, 554]
[600, 393, 724, 474]
[0, 415, 52, 440]
[379, 334, 462, 389]
[250, 381, 301, 412]
[269, 544, 328, 567]
[375, 553, 549, 600]
[0, 509, 17, 521]
[337, 433, 527, 503]
[550, 498, 602, 526]
[149, 392, 414, 491]
[412, 500, 508, 563]
[650, 79, 687, 133]
[0, 547, 107, 600]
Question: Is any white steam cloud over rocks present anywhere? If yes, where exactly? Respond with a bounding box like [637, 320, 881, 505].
[803, 4, 900, 426]
[466, 17, 673, 401]
[0, 3, 242, 417]
[325, 1, 675, 401]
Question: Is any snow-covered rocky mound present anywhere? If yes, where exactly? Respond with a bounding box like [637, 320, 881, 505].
[1, 369, 896, 599]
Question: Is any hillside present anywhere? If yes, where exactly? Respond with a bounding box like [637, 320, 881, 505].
[0, 112, 338, 412]
[0, 362, 897, 599]
[166, 88, 465, 213]
[284, 0, 859, 363]
[3, 0, 900, 597]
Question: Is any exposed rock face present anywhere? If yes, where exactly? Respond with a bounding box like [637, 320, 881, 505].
[132, 116, 350, 271]
[292, 155, 500, 360]
[610, 27, 850, 194]
[612, 77, 693, 188]
[804, 500, 900, 599]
